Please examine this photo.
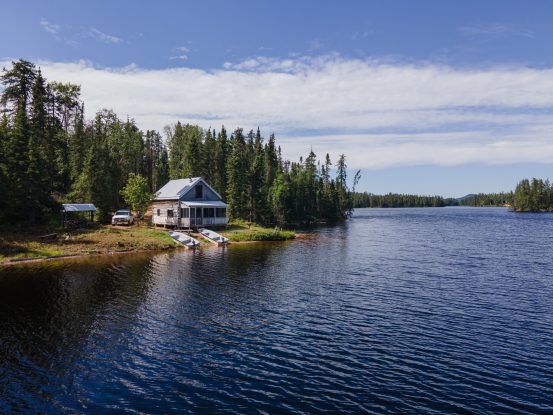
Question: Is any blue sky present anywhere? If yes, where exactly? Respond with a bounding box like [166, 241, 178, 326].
[2, 0, 553, 196]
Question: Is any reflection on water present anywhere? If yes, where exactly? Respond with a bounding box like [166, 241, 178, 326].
[1, 208, 553, 413]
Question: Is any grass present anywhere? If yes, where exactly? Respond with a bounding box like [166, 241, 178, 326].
[0, 221, 296, 263]
[221, 220, 296, 242]
[0, 225, 177, 262]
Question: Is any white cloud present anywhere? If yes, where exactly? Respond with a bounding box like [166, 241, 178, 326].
[88, 28, 122, 44]
[40, 18, 60, 35]
[175, 46, 190, 53]
[459, 23, 534, 39]
[169, 54, 188, 61]
[10, 55, 553, 169]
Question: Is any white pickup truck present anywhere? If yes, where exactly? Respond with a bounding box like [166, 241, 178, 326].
[111, 209, 134, 226]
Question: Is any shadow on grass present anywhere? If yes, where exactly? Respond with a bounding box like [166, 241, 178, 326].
[0, 239, 30, 257]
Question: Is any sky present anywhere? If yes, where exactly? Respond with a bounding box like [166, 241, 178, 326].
[1, 0, 553, 197]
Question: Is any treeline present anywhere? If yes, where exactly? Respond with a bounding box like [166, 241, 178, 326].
[353, 192, 446, 208]
[454, 193, 513, 207]
[513, 178, 553, 211]
[166, 125, 358, 225]
[0, 59, 357, 226]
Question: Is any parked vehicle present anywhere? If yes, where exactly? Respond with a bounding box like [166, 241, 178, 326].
[111, 210, 134, 226]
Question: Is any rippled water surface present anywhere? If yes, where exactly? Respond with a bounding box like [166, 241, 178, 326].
[1, 207, 553, 414]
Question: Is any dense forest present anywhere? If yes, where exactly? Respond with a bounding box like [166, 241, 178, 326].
[353, 192, 446, 208]
[454, 192, 513, 207]
[353, 191, 517, 209]
[512, 178, 553, 211]
[0, 60, 358, 227]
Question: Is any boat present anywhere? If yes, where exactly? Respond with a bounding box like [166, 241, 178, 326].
[198, 228, 229, 245]
[168, 231, 200, 248]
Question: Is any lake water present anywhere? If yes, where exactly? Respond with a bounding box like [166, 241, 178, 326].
[1, 207, 553, 414]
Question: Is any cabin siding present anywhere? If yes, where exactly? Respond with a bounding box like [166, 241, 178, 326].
[151, 201, 180, 227]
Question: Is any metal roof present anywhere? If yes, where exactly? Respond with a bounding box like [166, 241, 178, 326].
[155, 177, 202, 200]
[154, 177, 223, 200]
[62, 203, 97, 212]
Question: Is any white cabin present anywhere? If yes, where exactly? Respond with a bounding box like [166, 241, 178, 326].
[151, 177, 228, 228]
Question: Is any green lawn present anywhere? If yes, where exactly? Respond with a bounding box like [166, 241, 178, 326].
[221, 221, 295, 242]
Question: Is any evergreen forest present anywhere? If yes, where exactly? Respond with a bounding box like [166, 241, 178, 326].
[353, 193, 446, 208]
[512, 178, 553, 211]
[0, 60, 359, 227]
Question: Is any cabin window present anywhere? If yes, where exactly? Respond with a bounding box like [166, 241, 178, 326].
[156, 209, 160, 216]
[204, 208, 215, 218]
[195, 184, 203, 198]
[167, 209, 174, 218]
[180, 208, 189, 218]
[216, 208, 226, 217]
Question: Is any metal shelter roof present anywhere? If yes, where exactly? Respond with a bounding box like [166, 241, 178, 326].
[62, 203, 97, 212]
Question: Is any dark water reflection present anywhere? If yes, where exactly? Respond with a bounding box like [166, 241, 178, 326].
[1, 207, 553, 413]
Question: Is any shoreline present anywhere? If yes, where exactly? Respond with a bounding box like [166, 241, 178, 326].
[0, 247, 174, 267]
[0, 224, 300, 267]
[0, 238, 302, 267]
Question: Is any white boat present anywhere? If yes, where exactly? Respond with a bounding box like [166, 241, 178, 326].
[168, 231, 200, 248]
[198, 228, 229, 245]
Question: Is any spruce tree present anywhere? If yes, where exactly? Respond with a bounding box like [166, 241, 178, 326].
[226, 129, 248, 219]
[0, 117, 9, 221]
[28, 70, 50, 222]
[168, 121, 186, 179]
[68, 104, 86, 184]
[5, 85, 30, 219]
[202, 128, 216, 183]
[213, 126, 228, 198]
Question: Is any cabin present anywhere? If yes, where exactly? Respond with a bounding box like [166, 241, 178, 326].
[151, 177, 228, 229]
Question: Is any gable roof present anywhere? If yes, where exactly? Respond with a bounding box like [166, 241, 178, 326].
[154, 177, 223, 201]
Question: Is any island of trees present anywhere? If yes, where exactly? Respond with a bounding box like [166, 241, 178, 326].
[449, 180, 553, 211]
[512, 178, 553, 211]
[453, 193, 513, 207]
[0, 60, 359, 228]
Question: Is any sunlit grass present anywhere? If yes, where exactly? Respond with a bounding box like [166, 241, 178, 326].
[221, 220, 295, 242]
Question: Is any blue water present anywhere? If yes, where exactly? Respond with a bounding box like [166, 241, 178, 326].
[1, 207, 553, 414]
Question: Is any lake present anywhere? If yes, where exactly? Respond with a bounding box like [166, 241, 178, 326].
[1, 207, 552, 414]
